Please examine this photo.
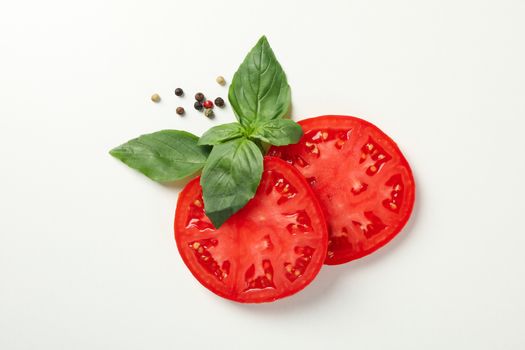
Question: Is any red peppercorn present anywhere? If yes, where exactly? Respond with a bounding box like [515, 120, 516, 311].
[203, 100, 213, 109]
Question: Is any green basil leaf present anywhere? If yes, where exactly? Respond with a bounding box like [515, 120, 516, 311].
[198, 123, 245, 146]
[250, 119, 303, 146]
[200, 138, 263, 228]
[228, 36, 291, 127]
[109, 130, 210, 182]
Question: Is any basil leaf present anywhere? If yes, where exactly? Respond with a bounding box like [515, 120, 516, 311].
[228, 36, 291, 127]
[250, 119, 303, 146]
[200, 138, 263, 228]
[198, 123, 245, 146]
[109, 130, 210, 182]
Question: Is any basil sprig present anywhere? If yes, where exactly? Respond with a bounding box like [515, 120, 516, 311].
[110, 36, 302, 228]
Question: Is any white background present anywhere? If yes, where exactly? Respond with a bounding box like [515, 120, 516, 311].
[1, 0, 524, 349]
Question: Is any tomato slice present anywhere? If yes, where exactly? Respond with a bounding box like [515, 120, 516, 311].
[174, 157, 328, 303]
[269, 116, 415, 265]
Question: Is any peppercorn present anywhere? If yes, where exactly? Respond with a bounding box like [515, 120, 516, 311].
[151, 93, 161, 103]
[203, 100, 213, 109]
[174, 88, 183, 96]
[176, 107, 185, 115]
[216, 76, 226, 86]
[204, 108, 214, 118]
[214, 97, 225, 107]
[194, 101, 203, 111]
[195, 92, 205, 102]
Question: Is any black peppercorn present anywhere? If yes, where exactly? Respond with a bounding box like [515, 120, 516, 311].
[174, 88, 183, 96]
[214, 97, 225, 107]
[194, 101, 203, 111]
[195, 92, 205, 102]
[176, 107, 185, 115]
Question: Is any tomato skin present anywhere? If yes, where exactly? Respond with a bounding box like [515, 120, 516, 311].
[269, 116, 415, 265]
[175, 157, 328, 303]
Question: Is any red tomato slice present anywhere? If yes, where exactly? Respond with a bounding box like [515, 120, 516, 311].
[269, 116, 415, 265]
[174, 157, 328, 303]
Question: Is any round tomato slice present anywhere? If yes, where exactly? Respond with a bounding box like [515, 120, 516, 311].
[174, 157, 328, 303]
[268, 116, 415, 265]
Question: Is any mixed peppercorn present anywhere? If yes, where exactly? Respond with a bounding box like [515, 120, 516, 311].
[151, 77, 226, 118]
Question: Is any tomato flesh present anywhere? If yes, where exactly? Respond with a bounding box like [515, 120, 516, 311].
[174, 157, 328, 303]
[269, 116, 415, 265]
